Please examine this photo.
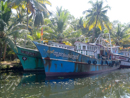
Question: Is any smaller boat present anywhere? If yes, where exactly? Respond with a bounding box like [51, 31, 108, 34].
[112, 49, 130, 68]
[94, 34, 130, 68]
[16, 45, 44, 71]
[33, 33, 120, 77]
[8, 39, 45, 71]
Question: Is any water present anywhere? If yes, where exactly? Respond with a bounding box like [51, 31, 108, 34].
[1, 69, 130, 98]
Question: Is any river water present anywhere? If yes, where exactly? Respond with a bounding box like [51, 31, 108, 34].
[1, 69, 130, 98]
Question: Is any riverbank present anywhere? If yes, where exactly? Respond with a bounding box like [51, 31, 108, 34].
[0, 60, 23, 72]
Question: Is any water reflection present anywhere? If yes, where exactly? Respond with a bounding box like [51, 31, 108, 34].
[1, 69, 130, 98]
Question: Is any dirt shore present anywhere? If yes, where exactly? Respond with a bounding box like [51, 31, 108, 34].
[1, 61, 19, 66]
[0, 60, 23, 71]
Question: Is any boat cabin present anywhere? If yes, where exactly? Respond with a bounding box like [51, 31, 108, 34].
[74, 42, 102, 58]
[47, 41, 113, 59]
[111, 46, 119, 54]
[119, 51, 130, 58]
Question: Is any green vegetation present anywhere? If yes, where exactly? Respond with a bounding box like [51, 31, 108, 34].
[0, 0, 130, 63]
[83, 0, 111, 42]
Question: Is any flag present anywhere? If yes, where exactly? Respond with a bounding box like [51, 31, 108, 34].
[41, 27, 43, 41]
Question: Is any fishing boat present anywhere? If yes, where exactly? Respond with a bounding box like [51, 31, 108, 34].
[33, 33, 120, 76]
[112, 49, 130, 68]
[16, 45, 44, 71]
[8, 39, 44, 71]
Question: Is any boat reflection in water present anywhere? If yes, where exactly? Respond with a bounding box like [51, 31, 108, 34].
[1, 70, 130, 98]
[19, 70, 130, 98]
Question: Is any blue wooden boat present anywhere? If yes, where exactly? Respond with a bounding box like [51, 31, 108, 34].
[33, 34, 120, 76]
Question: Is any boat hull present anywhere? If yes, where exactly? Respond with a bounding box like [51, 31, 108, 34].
[45, 66, 119, 76]
[43, 59, 120, 76]
[120, 61, 130, 68]
[33, 41, 120, 76]
[112, 54, 130, 68]
[16, 46, 44, 71]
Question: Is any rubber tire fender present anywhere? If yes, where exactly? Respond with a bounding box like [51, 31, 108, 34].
[105, 61, 108, 65]
[88, 60, 91, 65]
[93, 61, 97, 65]
[101, 61, 103, 65]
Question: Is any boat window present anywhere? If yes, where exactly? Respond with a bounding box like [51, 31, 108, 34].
[79, 45, 81, 50]
[88, 46, 89, 50]
[83, 46, 86, 50]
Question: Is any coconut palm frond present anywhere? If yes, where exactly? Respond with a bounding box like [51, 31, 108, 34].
[5, 36, 18, 53]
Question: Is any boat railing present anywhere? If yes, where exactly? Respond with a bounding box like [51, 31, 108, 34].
[50, 44, 74, 51]
[42, 41, 75, 51]
[76, 50, 95, 57]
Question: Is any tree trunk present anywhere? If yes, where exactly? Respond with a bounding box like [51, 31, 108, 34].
[91, 16, 98, 42]
[59, 38, 62, 43]
[92, 27, 96, 42]
[0, 43, 2, 64]
[25, 0, 29, 47]
[2, 43, 7, 61]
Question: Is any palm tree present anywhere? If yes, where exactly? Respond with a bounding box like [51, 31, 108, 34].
[46, 8, 85, 44]
[111, 23, 130, 46]
[47, 7, 70, 43]
[10, 0, 52, 26]
[8, 0, 52, 47]
[0, 1, 11, 62]
[0, 0, 52, 61]
[83, 0, 111, 42]
[0, 1, 31, 61]
[0, 1, 11, 37]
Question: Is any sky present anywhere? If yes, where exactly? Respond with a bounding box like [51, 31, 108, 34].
[46, 0, 130, 24]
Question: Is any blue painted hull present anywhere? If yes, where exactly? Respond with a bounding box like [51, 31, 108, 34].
[33, 41, 120, 76]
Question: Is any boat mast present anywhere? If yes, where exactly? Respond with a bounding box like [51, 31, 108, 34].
[94, 33, 102, 45]
[94, 33, 113, 53]
[108, 33, 112, 53]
